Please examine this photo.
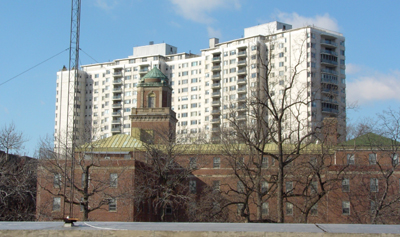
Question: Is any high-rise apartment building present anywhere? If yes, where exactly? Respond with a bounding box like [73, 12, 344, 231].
[54, 21, 346, 148]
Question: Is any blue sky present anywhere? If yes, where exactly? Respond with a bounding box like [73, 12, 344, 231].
[1, 0, 399, 155]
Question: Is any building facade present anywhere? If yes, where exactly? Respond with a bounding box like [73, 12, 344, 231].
[43, 68, 400, 224]
[55, 21, 346, 148]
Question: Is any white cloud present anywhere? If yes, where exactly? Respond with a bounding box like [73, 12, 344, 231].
[94, 0, 120, 11]
[169, 0, 241, 24]
[347, 69, 400, 104]
[346, 63, 362, 75]
[274, 12, 340, 32]
[207, 27, 222, 39]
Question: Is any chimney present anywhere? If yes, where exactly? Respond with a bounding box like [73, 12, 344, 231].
[322, 117, 339, 146]
[209, 38, 219, 48]
[149, 41, 154, 45]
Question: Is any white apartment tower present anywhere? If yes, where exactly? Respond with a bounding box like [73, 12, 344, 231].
[55, 21, 346, 147]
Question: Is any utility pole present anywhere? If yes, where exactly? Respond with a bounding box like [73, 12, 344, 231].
[64, 0, 81, 218]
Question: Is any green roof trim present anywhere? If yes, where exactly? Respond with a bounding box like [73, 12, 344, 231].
[341, 132, 400, 147]
[78, 134, 329, 155]
[141, 66, 169, 81]
[78, 134, 144, 152]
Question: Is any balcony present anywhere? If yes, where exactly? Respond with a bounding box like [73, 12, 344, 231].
[321, 50, 337, 56]
[237, 68, 247, 75]
[111, 127, 121, 132]
[320, 39, 337, 47]
[211, 92, 221, 98]
[113, 79, 123, 85]
[212, 127, 220, 132]
[237, 105, 247, 111]
[238, 96, 247, 102]
[111, 120, 121, 125]
[113, 88, 122, 93]
[212, 101, 221, 106]
[321, 58, 338, 66]
[322, 107, 339, 114]
[211, 83, 221, 89]
[237, 115, 247, 120]
[238, 51, 247, 56]
[212, 66, 221, 71]
[237, 78, 247, 85]
[211, 109, 221, 115]
[322, 88, 339, 95]
[112, 95, 122, 100]
[322, 98, 338, 104]
[212, 74, 221, 80]
[212, 57, 221, 62]
[238, 87, 247, 93]
[321, 77, 338, 85]
[113, 71, 123, 77]
[237, 60, 247, 66]
[321, 68, 337, 75]
[112, 103, 122, 108]
[112, 111, 122, 116]
[211, 118, 221, 124]
[139, 68, 149, 73]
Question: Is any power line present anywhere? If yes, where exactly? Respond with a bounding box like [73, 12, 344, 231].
[0, 48, 69, 87]
[79, 48, 99, 63]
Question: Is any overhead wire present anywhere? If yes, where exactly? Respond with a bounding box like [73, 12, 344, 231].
[0, 48, 69, 87]
[79, 48, 99, 63]
[0, 47, 99, 88]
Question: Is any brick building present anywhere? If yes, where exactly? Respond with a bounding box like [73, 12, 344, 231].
[38, 69, 400, 223]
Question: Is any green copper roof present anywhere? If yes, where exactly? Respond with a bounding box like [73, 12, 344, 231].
[341, 132, 400, 147]
[79, 134, 144, 152]
[141, 66, 169, 81]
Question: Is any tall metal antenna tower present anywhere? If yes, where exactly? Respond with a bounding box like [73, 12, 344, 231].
[64, 0, 81, 218]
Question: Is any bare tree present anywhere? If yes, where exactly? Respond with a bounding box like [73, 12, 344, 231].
[37, 129, 132, 221]
[342, 108, 400, 224]
[0, 151, 36, 221]
[134, 127, 207, 221]
[0, 122, 27, 160]
[0, 124, 35, 221]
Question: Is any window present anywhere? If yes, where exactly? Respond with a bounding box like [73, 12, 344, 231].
[286, 202, 293, 215]
[310, 181, 318, 194]
[286, 181, 293, 194]
[369, 153, 377, 165]
[237, 203, 243, 215]
[110, 173, 118, 188]
[370, 178, 378, 192]
[392, 154, 399, 166]
[182, 88, 188, 93]
[165, 205, 172, 215]
[213, 180, 220, 191]
[347, 154, 355, 165]
[54, 173, 61, 188]
[261, 181, 268, 193]
[371, 201, 376, 214]
[189, 180, 197, 194]
[189, 157, 197, 169]
[53, 197, 61, 211]
[109, 198, 117, 211]
[213, 157, 221, 168]
[262, 156, 268, 168]
[148, 93, 155, 108]
[191, 78, 198, 83]
[262, 202, 269, 215]
[342, 178, 350, 192]
[238, 181, 244, 193]
[310, 204, 318, 216]
[182, 71, 188, 76]
[342, 201, 350, 215]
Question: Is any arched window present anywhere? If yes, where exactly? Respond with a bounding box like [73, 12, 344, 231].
[148, 93, 155, 108]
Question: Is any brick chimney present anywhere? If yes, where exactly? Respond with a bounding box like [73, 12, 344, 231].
[322, 117, 339, 146]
